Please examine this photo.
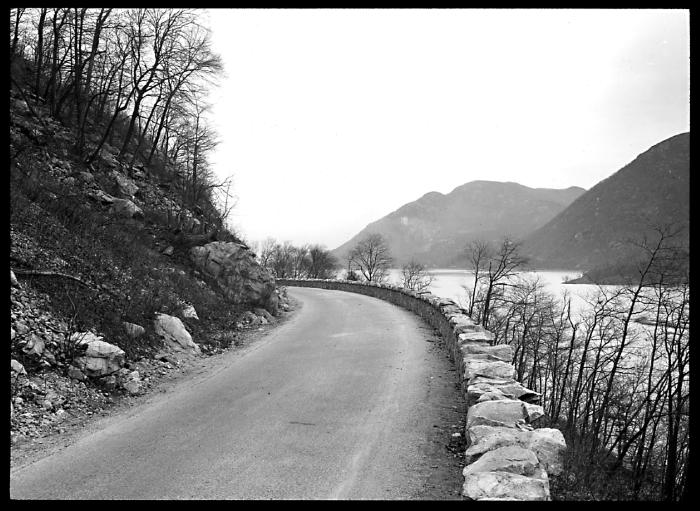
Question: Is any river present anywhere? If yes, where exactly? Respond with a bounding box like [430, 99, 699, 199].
[386, 268, 612, 318]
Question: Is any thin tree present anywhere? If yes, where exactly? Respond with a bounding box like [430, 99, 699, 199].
[348, 233, 393, 283]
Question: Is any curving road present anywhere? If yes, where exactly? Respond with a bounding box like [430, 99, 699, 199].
[11, 287, 465, 499]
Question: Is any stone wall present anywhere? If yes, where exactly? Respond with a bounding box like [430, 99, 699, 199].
[276, 278, 566, 501]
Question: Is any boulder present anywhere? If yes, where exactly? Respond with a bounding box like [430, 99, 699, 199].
[464, 359, 515, 381]
[463, 445, 543, 479]
[462, 471, 550, 501]
[467, 400, 544, 429]
[71, 332, 126, 377]
[153, 313, 200, 354]
[527, 428, 567, 476]
[179, 304, 199, 320]
[110, 198, 144, 219]
[11, 270, 19, 287]
[190, 242, 278, 314]
[11, 359, 27, 375]
[162, 245, 175, 256]
[465, 425, 566, 476]
[460, 343, 513, 362]
[22, 333, 45, 357]
[467, 379, 540, 405]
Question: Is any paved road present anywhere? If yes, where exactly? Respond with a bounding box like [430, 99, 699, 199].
[11, 287, 464, 499]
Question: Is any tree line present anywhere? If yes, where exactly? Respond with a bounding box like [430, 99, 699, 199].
[10, 8, 230, 232]
[255, 238, 340, 280]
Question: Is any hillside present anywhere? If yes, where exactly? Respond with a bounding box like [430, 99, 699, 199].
[333, 181, 585, 267]
[10, 51, 285, 448]
[522, 132, 690, 272]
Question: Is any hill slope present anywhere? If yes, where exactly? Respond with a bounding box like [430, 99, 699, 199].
[333, 181, 585, 267]
[522, 132, 690, 271]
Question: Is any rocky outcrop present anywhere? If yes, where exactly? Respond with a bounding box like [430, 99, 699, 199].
[276, 278, 567, 500]
[153, 313, 200, 354]
[190, 241, 278, 314]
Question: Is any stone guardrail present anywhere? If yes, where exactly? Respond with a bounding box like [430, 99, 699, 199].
[276, 278, 567, 501]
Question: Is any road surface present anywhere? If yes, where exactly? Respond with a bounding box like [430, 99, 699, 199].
[11, 287, 465, 499]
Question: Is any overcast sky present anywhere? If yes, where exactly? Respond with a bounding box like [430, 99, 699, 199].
[204, 8, 689, 249]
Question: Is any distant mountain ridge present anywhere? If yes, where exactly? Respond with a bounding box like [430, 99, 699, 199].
[521, 132, 690, 271]
[333, 181, 585, 267]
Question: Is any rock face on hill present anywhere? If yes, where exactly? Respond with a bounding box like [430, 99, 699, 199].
[522, 132, 690, 271]
[333, 181, 585, 267]
[190, 242, 279, 314]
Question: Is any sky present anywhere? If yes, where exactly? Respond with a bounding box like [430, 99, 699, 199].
[203, 9, 689, 249]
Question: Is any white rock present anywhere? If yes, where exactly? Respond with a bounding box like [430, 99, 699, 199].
[71, 332, 126, 377]
[153, 313, 200, 354]
[527, 428, 567, 476]
[22, 334, 45, 357]
[464, 359, 516, 382]
[462, 471, 550, 501]
[467, 400, 537, 429]
[11, 359, 27, 375]
[465, 425, 566, 476]
[180, 304, 199, 320]
[463, 445, 543, 478]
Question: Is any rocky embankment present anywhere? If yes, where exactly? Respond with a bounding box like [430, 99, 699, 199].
[11, 269, 292, 455]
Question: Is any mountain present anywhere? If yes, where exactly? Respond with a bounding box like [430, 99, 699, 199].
[522, 132, 690, 272]
[333, 181, 585, 267]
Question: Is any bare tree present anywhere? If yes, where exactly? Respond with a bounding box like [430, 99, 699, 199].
[463, 239, 491, 318]
[401, 259, 433, 292]
[348, 233, 393, 283]
[464, 237, 527, 329]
